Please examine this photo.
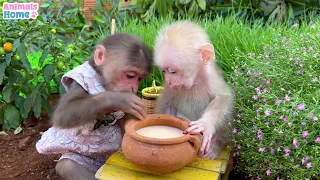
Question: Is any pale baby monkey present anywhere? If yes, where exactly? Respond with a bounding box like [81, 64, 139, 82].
[154, 21, 234, 159]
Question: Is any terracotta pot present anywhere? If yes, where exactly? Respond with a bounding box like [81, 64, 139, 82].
[121, 114, 201, 174]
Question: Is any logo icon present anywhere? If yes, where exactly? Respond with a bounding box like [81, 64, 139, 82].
[3, 2, 39, 19]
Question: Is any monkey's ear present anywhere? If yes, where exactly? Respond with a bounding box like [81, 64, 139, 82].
[199, 43, 215, 63]
[94, 45, 106, 66]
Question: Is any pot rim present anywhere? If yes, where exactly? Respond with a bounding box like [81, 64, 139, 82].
[125, 114, 198, 145]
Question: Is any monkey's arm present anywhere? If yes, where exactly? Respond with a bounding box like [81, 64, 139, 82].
[51, 80, 117, 129]
[201, 93, 233, 130]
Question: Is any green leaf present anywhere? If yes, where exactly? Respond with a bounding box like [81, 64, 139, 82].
[0, 62, 7, 85]
[0, 131, 8, 135]
[59, 83, 66, 95]
[15, 95, 25, 109]
[24, 83, 43, 114]
[0, 108, 4, 124]
[2, 84, 12, 103]
[16, 40, 33, 73]
[39, 47, 50, 66]
[180, 0, 192, 4]
[13, 38, 20, 52]
[40, 3, 51, 7]
[93, 15, 106, 23]
[34, 94, 42, 118]
[44, 64, 56, 82]
[14, 125, 23, 135]
[4, 104, 20, 129]
[42, 96, 51, 114]
[197, 0, 206, 10]
[6, 52, 12, 65]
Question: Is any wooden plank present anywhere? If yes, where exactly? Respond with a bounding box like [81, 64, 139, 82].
[116, 149, 222, 172]
[219, 160, 228, 174]
[222, 154, 234, 180]
[216, 146, 232, 160]
[96, 164, 176, 180]
[106, 152, 220, 180]
[183, 157, 222, 172]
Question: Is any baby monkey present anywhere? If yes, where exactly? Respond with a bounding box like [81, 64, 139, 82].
[154, 21, 234, 159]
[36, 33, 153, 180]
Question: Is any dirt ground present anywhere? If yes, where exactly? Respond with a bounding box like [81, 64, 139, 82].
[0, 113, 62, 180]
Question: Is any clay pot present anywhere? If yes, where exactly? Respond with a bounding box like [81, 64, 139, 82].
[121, 114, 201, 174]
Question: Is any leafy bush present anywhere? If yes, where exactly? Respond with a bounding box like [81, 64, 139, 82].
[0, 0, 96, 132]
[230, 21, 320, 179]
[129, 0, 320, 25]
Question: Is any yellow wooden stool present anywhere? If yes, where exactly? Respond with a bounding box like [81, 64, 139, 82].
[95, 146, 233, 180]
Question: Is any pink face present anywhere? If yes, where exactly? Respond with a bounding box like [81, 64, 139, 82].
[161, 63, 196, 90]
[104, 66, 145, 93]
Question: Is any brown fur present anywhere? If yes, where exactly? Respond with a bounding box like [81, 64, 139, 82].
[51, 33, 153, 180]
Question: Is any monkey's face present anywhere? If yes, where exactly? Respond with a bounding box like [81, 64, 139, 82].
[102, 65, 145, 93]
[161, 63, 198, 90]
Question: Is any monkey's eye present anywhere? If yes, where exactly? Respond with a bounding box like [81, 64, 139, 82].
[168, 69, 177, 74]
[126, 74, 135, 79]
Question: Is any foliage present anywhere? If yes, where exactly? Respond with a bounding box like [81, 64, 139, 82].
[0, 0, 96, 131]
[230, 21, 320, 179]
[129, 0, 320, 25]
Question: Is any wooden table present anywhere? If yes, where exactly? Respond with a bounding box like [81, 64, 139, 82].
[95, 146, 233, 180]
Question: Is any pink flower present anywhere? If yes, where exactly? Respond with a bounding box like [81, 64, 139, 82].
[284, 147, 291, 156]
[270, 147, 274, 154]
[266, 169, 271, 176]
[293, 23, 298, 28]
[297, 104, 305, 111]
[265, 79, 271, 85]
[315, 137, 320, 143]
[308, 46, 313, 52]
[314, 53, 318, 57]
[264, 110, 272, 116]
[236, 144, 241, 150]
[252, 95, 259, 100]
[258, 148, 265, 153]
[312, 77, 318, 83]
[233, 128, 237, 134]
[303, 131, 308, 139]
[284, 94, 290, 101]
[301, 157, 310, 165]
[301, 122, 306, 126]
[279, 164, 283, 168]
[275, 99, 280, 105]
[296, 70, 302, 75]
[306, 162, 312, 169]
[277, 147, 281, 152]
[293, 138, 298, 148]
[293, 111, 297, 116]
[283, 117, 288, 122]
[290, 158, 294, 162]
[255, 86, 261, 93]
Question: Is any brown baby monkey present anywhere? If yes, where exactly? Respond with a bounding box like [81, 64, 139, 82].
[154, 21, 234, 159]
[37, 33, 153, 180]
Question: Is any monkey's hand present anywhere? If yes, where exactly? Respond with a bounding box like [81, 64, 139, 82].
[108, 92, 147, 120]
[184, 119, 216, 156]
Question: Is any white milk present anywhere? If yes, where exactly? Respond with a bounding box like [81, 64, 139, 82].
[136, 125, 184, 139]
